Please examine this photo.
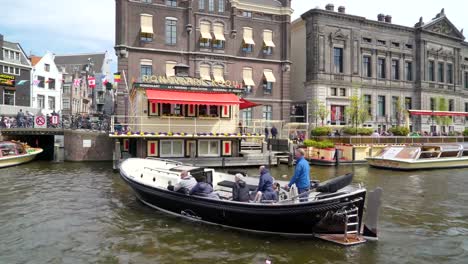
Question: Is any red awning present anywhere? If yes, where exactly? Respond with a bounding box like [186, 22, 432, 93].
[408, 110, 468, 117]
[146, 89, 240, 106]
[239, 98, 261, 110]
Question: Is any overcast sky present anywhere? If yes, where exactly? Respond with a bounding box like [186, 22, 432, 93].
[0, 0, 467, 71]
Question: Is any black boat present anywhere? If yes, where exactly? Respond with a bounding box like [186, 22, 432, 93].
[119, 158, 382, 245]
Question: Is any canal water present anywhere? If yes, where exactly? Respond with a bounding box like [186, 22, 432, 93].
[0, 162, 467, 264]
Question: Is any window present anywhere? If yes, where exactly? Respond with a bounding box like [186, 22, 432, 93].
[37, 95, 45, 109]
[363, 56, 372, 77]
[199, 21, 211, 48]
[199, 0, 204, 10]
[63, 84, 71, 94]
[165, 18, 177, 45]
[48, 96, 55, 110]
[263, 30, 274, 55]
[438, 62, 444, 82]
[391, 59, 399, 80]
[405, 61, 413, 81]
[392, 42, 400, 48]
[140, 60, 152, 80]
[449, 99, 454, 112]
[263, 69, 275, 95]
[377, 95, 386, 116]
[331, 87, 337, 96]
[198, 105, 219, 117]
[242, 43, 253, 53]
[166, 0, 176, 7]
[405, 44, 413, 49]
[405, 97, 412, 110]
[45, 64, 50, 72]
[209, 106, 219, 116]
[38, 76, 45, 88]
[141, 0, 152, 3]
[447, 64, 453, 84]
[242, 27, 254, 53]
[161, 104, 171, 115]
[161, 104, 183, 116]
[199, 140, 220, 157]
[213, 23, 225, 49]
[48, 78, 56, 89]
[465, 72, 468, 89]
[3, 90, 15, 105]
[339, 88, 346, 96]
[14, 68, 19, 75]
[218, 0, 225, 12]
[200, 38, 211, 48]
[199, 64, 211, 80]
[243, 67, 254, 93]
[364, 95, 372, 115]
[429, 61, 435, 82]
[392, 96, 399, 118]
[160, 140, 184, 157]
[15, 52, 20, 61]
[430, 98, 436, 111]
[377, 40, 386, 45]
[140, 14, 154, 42]
[63, 99, 70, 109]
[333, 47, 344, 73]
[241, 108, 252, 127]
[242, 11, 252, 18]
[362, 37, 372, 43]
[263, 80, 273, 94]
[263, 105, 273, 120]
[378, 58, 386, 79]
[208, 0, 214, 12]
[263, 46, 273, 55]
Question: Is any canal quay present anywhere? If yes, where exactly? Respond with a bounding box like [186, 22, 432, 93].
[0, 161, 466, 264]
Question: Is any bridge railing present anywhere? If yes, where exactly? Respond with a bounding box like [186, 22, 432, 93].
[0, 115, 111, 132]
[310, 136, 468, 144]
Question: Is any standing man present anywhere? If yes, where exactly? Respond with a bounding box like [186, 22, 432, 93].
[286, 149, 310, 202]
[271, 126, 278, 139]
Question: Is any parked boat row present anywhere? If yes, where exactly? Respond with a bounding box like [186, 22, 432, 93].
[0, 141, 42, 168]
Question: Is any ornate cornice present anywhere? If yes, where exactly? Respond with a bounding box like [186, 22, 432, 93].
[229, 0, 292, 16]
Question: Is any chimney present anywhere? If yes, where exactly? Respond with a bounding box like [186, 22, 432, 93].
[378, 14, 385, 22]
[385, 15, 392, 23]
[174, 63, 190, 77]
[325, 4, 334, 11]
[338, 6, 345, 13]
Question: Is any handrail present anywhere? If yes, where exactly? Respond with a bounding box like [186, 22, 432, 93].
[143, 166, 180, 176]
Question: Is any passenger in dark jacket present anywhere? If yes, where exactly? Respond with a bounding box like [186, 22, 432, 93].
[253, 166, 276, 202]
[189, 177, 219, 199]
[232, 174, 250, 202]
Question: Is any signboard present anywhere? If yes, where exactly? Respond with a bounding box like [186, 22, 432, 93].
[51, 115, 60, 125]
[34, 115, 46, 128]
[0, 74, 16, 87]
[83, 140, 92, 148]
[135, 82, 244, 94]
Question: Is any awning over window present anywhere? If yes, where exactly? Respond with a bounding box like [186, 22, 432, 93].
[146, 90, 240, 106]
[243, 27, 255, 45]
[199, 64, 211, 81]
[200, 22, 212, 39]
[213, 23, 225, 41]
[243, 68, 255, 86]
[240, 98, 261, 110]
[263, 30, 275, 47]
[166, 61, 177, 77]
[213, 66, 225, 82]
[140, 14, 154, 35]
[263, 69, 276, 83]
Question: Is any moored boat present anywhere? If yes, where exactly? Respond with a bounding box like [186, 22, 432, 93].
[119, 158, 382, 245]
[0, 141, 43, 168]
[367, 143, 468, 170]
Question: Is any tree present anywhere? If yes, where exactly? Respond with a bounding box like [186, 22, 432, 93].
[435, 97, 452, 131]
[393, 97, 408, 127]
[345, 87, 370, 128]
[314, 99, 330, 126]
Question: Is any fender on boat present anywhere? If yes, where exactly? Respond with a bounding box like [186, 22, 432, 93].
[363, 187, 383, 240]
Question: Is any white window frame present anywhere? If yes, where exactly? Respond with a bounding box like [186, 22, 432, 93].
[37, 94, 45, 109]
[3, 90, 15, 106]
[198, 140, 220, 157]
[160, 140, 184, 158]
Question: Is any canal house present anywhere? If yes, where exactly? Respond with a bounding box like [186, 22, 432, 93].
[110, 65, 263, 160]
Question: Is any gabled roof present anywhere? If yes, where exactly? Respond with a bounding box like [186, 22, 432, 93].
[1, 40, 32, 67]
[30, 56, 42, 66]
[420, 10, 465, 40]
[54, 53, 106, 75]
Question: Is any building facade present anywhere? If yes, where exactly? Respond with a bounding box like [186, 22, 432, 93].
[292, 5, 468, 133]
[55, 52, 113, 116]
[0, 33, 33, 110]
[114, 0, 293, 124]
[30, 52, 63, 114]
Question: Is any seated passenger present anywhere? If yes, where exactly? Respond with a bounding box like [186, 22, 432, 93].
[167, 171, 197, 194]
[253, 166, 276, 203]
[189, 176, 219, 199]
[232, 173, 250, 202]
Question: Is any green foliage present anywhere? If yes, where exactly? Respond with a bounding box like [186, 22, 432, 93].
[435, 97, 453, 127]
[310, 126, 332, 136]
[303, 140, 335, 149]
[463, 129, 468, 136]
[314, 99, 330, 126]
[345, 87, 370, 128]
[342, 127, 373, 136]
[389, 126, 410, 136]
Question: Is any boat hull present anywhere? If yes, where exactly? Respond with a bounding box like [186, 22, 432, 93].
[120, 169, 367, 236]
[367, 157, 468, 170]
[0, 149, 43, 168]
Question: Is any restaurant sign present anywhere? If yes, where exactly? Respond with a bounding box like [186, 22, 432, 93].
[0, 74, 15, 87]
[141, 75, 242, 89]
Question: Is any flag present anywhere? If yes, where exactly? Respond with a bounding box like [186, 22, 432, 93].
[17, 80, 29, 85]
[114, 72, 121, 83]
[33, 80, 41, 86]
[45, 78, 50, 83]
[73, 79, 81, 87]
[88, 76, 96, 88]
[101, 75, 108, 86]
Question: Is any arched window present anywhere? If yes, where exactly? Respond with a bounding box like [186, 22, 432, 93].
[213, 23, 225, 49]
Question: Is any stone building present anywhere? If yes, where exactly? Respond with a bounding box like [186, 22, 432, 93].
[114, 0, 293, 124]
[292, 5, 468, 133]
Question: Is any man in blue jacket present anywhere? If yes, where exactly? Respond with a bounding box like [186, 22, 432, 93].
[253, 166, 277, 202]
[287, 148, 311, 202]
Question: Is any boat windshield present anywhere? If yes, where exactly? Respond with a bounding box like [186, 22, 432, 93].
[377, 147, 420, 160]
[0, 142, 24, 157]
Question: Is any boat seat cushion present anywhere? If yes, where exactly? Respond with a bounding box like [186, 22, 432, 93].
[217, 180, 258, 192]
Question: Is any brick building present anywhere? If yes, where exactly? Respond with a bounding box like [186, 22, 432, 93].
[114, 0, 293, 123]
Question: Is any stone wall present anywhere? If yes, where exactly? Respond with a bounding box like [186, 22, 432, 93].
[64, 130, 114, 161]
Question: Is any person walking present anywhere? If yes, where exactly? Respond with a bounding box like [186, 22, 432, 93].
[271, 126, 278, 139]
[285, 149, 311, 202]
